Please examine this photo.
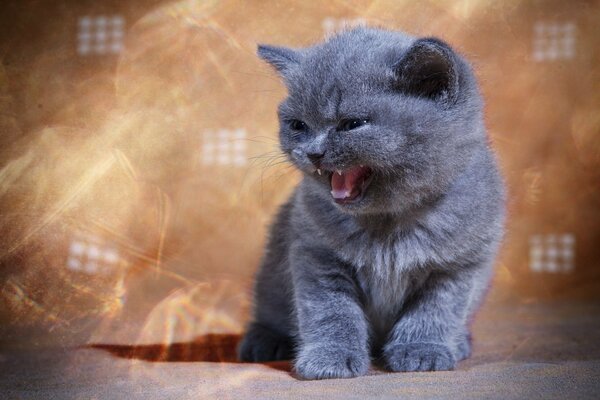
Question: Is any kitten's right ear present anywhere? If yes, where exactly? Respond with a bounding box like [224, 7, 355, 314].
[393, 37, 460, 103]
[257, 44, 301, 76]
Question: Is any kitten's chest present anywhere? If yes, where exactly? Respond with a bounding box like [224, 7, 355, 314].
[344, 230, 432, 339]
[337, 225, 432, 275]
[356, 266, 415, 339]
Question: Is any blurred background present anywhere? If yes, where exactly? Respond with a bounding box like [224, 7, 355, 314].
[0, 0, 599, 353]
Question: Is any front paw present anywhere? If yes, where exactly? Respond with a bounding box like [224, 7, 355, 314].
[383, 342, 455, 372]
[295, 344, 369, 380]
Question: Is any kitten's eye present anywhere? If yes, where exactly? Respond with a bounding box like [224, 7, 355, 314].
[288, 119, 308, 131]
[337, 118, 370, 132]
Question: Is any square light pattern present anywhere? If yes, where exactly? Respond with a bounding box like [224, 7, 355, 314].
[529, 234, 575, 273]
[77, 15, 125, 55]
[532, 21, 576, 62]
[66, 232, 121, 275]
[201, 128, 247, 166]
[322, 17, 367, 36]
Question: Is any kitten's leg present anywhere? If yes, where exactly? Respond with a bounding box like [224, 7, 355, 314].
[238, 255, 295, 363]
[383, 269, 482, 372]
[291, 244, 370, 380]
[239, 203, 296, 363]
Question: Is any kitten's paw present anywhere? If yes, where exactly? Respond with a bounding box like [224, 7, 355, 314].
[238, 323, 293, 362]
[384, 342, 455, 372]
[294, 345, 369, 380]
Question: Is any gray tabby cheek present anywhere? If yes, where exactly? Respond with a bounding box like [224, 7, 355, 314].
[291, 148, 313, 171]
[383, 140, 400, 152]
[291, 148, 304, 162]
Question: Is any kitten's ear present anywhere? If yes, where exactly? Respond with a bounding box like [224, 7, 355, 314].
[257, 44, 301, 76]
[393, 38, 459, 102]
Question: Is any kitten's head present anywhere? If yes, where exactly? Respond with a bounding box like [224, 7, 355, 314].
[258, 27, 485, 215]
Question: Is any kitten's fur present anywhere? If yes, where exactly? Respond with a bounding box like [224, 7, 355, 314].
[239, 27, 505, 380]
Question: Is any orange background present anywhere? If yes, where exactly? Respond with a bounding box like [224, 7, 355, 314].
[0, 0, 599, 349]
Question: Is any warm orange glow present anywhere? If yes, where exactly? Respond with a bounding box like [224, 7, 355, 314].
[0, 0, 598, 354]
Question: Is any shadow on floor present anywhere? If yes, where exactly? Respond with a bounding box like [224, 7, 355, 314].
[86, 333, 292, 372]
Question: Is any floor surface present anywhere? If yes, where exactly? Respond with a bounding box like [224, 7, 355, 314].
[2, 299, 600, 399]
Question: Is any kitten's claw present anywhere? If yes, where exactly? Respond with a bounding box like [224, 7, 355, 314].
[317, 168, 322, 175]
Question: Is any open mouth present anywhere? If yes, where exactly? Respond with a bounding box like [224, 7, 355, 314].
[326, 165, 374, 204]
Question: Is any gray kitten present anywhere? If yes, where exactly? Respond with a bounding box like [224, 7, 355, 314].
[239, 27, 505, 380]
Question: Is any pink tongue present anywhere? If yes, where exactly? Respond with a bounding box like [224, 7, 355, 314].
[330, 167, 364, 200]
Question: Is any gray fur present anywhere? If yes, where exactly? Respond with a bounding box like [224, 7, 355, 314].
[239, 27, 505, 380]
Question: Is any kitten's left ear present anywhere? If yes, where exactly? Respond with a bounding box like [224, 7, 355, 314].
[257, 44, 301, 77]
[393, 37, 460, 102]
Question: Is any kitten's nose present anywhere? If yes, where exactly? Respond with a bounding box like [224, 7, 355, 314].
[306, 151, 325, 168]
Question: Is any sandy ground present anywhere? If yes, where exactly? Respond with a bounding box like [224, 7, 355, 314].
[2, 299, 600, 399]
